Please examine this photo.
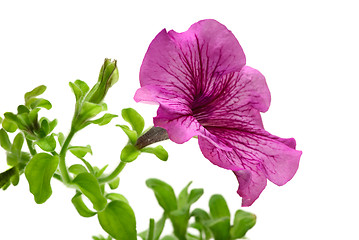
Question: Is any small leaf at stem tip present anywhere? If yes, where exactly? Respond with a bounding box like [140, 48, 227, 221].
[25, 85, 46, 105]
[178, 181, 192, 209]
[97, 200, 137, 240]
[69, 145, 93, 158]
[73, 172, 108, 211]
[29, 98, 52, 110]
[35, 134, 56, 152]
[230, 210, 256, 239]
[117, 125, 137, 144]
[0, 128, 12, 151]
[25, 153, 59, 204]
[140, 145, 168, 161]
[69, 164, 88, 175]
[96, 164, 109, 178]
[91, 113, 118, 126]
[188, 188, 204, 205]
[121, 108, 144, 136]
[120, 144, 141, 162]
[108, 177, 120, 190]
[71, 192, 97, 218]
[146, 178, 177, 213]
[209, 194, 230, 219]
[57, 132, 65, 146]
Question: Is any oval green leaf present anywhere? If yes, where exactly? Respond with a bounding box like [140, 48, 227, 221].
[98, 200, 137, 240]
[146, 178, 177, 213]
[25, 153, 59, 204]
[121, 108, 144, 135]
[230, 210, 256, 239]
[209, 194, 230, 219]
[73, 172, 107, 211]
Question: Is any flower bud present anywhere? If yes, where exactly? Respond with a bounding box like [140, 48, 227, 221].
[87, 58, 119, 104]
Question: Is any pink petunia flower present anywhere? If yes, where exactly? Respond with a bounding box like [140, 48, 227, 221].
[134, 19, 302, 206]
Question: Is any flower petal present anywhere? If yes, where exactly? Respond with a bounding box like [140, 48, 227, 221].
[139, 19, 246, 105]
[234, 169, 267, 207]
[198, 127, 301, 204]
[154, 105, 231, 150]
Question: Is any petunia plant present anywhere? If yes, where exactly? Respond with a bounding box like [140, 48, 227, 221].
[0, 19, 301, 240]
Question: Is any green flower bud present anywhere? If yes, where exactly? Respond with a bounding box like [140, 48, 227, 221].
[87, 59, 119, 104]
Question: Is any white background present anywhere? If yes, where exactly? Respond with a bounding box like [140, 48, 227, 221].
[0, 0, 358, 239]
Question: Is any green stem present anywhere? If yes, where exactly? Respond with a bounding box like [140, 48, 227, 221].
[59, 128, 76, 185]
[98, 161, 126, 184]
[26, 138, 37, 156]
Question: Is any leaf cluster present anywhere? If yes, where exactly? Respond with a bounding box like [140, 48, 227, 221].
[139, 179, 256, 240]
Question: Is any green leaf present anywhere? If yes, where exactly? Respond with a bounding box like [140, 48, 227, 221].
[35, 134, 56, 152]
[191, 208, 212, 240]
[29, 98, 52, 110]
[146, 178, 177, 213]
[230, 210, 256, 239]
[95, 164, 109, 178]
[79, 101, 104, 120]
[17, 105, 30, 114]
[2, 117, 17, 133]
[74, 79, 90, 96]
[25, 85, 46, 105]
[188, 188, 204, 205]
[105, 193, 129, 204]
[10, 167, 20, 186]
[161, 236, 179, 240]
[69, 164, 88, 175]
[147, 218, 155, 240]
[178, 181, 192, 209]
[121, 108, 144, 136]
[73, 172, 107, 211]
[209, 194, 230, 219]
[91, 113, 118, 126]
[139, 214, 167, 240]
[141, 145, 168, 161]
[98, 200, 137, 240]
[12, 132, 24, 155]
[57, 132, 65, 146]
[120, 144, 141, 162]
[207, 217, 230, 240]
[0, 128, 11, 151]
[69, 82, 83, 102]
[108, 177, 120, 190]
[0, 167, 17, 189]
[169, 208, 189, 240]
[69, 145, 92, 158]
[25, 153, 59, 204]
[28, 108, 41, 124]
[117, 125, 137, 144]
[71, 192, 97, 218]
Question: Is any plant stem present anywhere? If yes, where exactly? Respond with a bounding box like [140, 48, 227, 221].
[59, 128, 76, 185]
[26, 138, 37, 156]
[98, 161, 126, 184]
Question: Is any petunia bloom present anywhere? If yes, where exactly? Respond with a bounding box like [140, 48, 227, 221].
[134, 19, 302, 206]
